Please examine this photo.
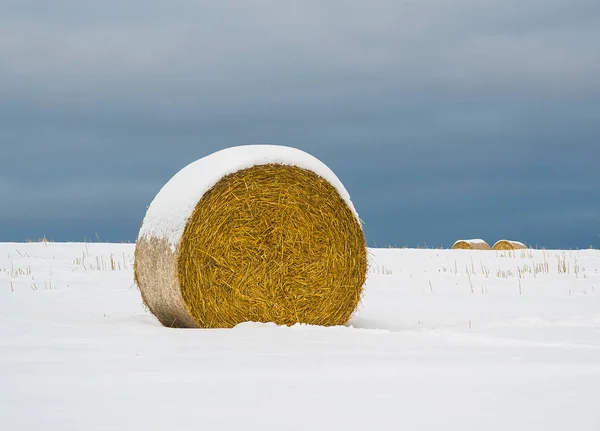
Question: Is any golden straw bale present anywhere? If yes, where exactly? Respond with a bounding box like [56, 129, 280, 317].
[492, 240, 527, 250]
[134, 147, 367, 328]
[451, 239, 491, 250]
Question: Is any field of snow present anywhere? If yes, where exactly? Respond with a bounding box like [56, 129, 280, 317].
[1, 242, 599, 430]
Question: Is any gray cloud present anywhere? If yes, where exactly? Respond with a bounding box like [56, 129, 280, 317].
[1, 1, 599, 102]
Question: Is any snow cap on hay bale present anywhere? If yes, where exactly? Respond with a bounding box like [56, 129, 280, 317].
[134, 145, 367, 328]
[492, 240, 527, 250]
[451, 239, 491, 250]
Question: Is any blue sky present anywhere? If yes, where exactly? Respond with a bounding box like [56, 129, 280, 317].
[1, 1, 599, 248]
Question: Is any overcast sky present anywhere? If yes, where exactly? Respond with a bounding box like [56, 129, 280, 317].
[1, 0, 599, 248]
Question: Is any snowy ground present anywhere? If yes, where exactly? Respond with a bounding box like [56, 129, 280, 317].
[1, 242, 599, 430]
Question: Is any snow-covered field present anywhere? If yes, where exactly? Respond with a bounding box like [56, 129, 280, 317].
[1, 242, 599, 430]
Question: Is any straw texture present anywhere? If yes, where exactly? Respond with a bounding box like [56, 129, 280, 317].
[135, 163, 367, 328]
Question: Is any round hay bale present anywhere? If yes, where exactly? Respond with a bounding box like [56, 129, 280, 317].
[134, 145, 367, 328]
[451, 239, 491, 250]
[492, 240, 527, 250]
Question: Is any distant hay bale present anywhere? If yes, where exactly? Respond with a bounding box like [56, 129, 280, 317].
[452, 239, 491, 250]
[492, 240, 527, 250]
[134, 145, 367, 328]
